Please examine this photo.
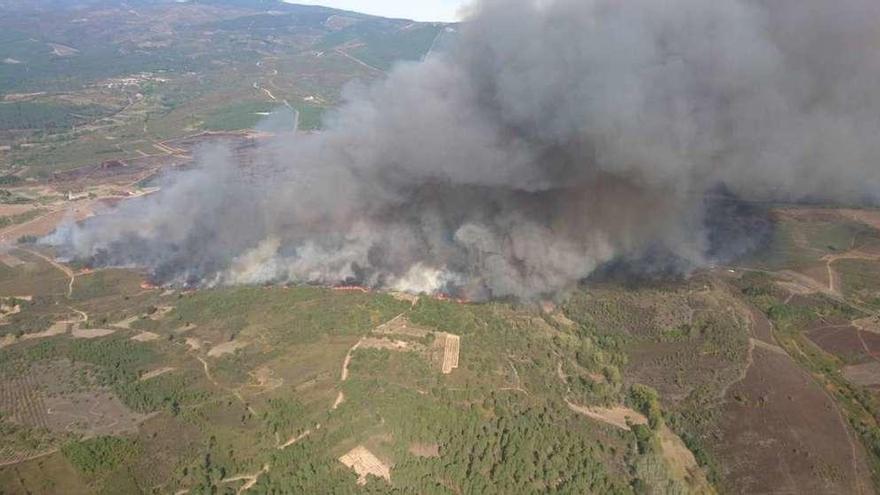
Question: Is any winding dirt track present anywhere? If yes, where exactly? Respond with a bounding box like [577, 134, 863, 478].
[715, 301, 869, 495]
[19, 248, 76, 297]
[823, 250, 880, 296]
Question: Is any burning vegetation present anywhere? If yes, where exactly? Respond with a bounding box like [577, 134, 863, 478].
[46, 0, 880, 300]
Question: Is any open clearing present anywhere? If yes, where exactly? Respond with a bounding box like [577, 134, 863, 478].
[807, 325, 880, 364]
[339, 446, 391, 485]
[139, 367, 175, 381]
[408, 443, 440, 458]
[1, 360, 147, 442]
[440, 333, 460, 374]
[717, 343, 870, 494]
[566, 400, 711, 491]
[843, 362, 880, 387]
[131, 331, 161, 342]
[70, 327, 116, 339]
[565, 400, 647, 431]
[207, 340, 249, 357]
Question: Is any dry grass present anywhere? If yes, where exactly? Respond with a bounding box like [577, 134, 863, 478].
[440, 333, 460, 375]
[339, 446, 391, 485]
[207, 340, 249, 357]
[139, 367, 175, 381]
[842, 362, 880, 386]
[564, 400, 647, 431]
[408, 443, 440, 458]
[71, 327, 116, 339]
[131, 331, 161, 342]
[185, 337, 203, 351]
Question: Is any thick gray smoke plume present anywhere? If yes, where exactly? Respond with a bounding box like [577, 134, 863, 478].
[46, 0, 880, 300]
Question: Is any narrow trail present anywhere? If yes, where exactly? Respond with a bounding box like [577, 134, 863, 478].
[20, 248, 76, 298]
[733, 265, 878, 318]
[15, 248, 93, 339]
[335, 48, 384, 73]
[0, 210, 60, 242]
[823, 250, 880, 295]
[332, 312, 407, 411]
[728, 281, 867, 495]
[422, 28, 445, 61]
[213, 311, 409, 492]
[221, 464, 269, 495]
[278, 426, 318, 450]
[856, 330, 880, 364]
[196, 356, 257, 416]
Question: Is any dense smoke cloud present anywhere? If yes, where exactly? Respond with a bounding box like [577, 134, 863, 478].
[46, 0, 880, 300]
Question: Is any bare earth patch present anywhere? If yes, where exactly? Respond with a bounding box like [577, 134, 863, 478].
[0, 253, 25, 268]
[139, 367, 175, 381]
[372, 316, 430, 338]
[854, 316, 880, 335]
[657, 426, 714, 493]
[175, 323, 197, 334]
[131, 331, 161, 342]
[843, 362, 880, 386]
[147, 306, 174, 320]
[565, 400, 647, 431]
[408, 443, 440, 458]
[440, 333, 460, 375]
[48, 43, 79, 57]
[1, 318, 79, 349]
[566, 400, 711, 491]
[207, 340, 249, 357]
[71, 327, 116, 339]
[360, 337, 411, 351]
[45, 391, 146, 436]
[717, 344, 871, 494]
[339, 446, 391, 485]
[0, 204, 37, 217]
[247, 366, 283, 392]
[0, 202, 98, 243]
[278, 427, 316, 450]
[111, 314, 141, 329]
[1, 361, 148, 442]
[389, 291, 419, 306]
[185, 337, 203, 351]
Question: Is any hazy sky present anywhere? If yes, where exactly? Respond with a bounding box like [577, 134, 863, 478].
[286, 0, 470, 22]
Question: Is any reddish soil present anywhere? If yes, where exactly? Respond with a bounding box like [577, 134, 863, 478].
[797, 263, 831, 289]
[716, 310, 872, 494]
[0, 203, 98, 243]
[842, 362, 880, 387]
[0, 204, 37, 217]
[807, 326, 880, 364]
[746, 306, 774, 344]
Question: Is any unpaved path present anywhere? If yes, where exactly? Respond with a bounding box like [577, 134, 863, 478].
[335, 48, 384, 73]
[716, 301, 869, 495]
[332, 312, 407, 410]
[822, 250, 880, 295]
[20, 248, 76, 297]
[565, 399, 712, 492]
[564, 400, 647, 430]
[278, 426, 318, 450]
[196, 356, 256, 416]
[221, 464, 269, 495]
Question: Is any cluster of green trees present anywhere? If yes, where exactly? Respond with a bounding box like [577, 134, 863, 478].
[248, 389, 631, 494]
[62, 436, 139, 477]
[0, 101, 108, 132]
[117, 371, 210, 415]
